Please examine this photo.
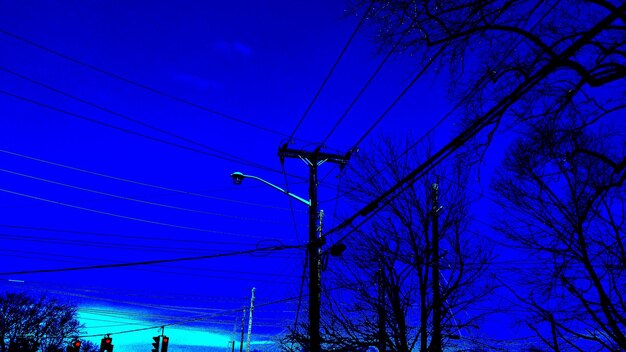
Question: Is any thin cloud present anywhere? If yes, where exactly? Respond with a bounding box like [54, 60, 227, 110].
[171, 71, 223, 92]
[214, 40, 253, 58]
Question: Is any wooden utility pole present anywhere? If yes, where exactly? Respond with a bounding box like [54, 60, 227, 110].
[278, 145, 349, 352]
[377, 266, 387, 352]
[431, 182, 442, 352]
[239, 308, 246, 352]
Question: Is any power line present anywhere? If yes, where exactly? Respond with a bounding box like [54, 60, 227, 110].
[327, 90, 469, 205]
[0, 64, 281, 173]
[347, 46, 445, 152]
[0, 28, 292, 139]
[0, 89, 227, 161]
[1, 249, 299, 281]
[0, 224, 258, 247]
[0, 148, 299, 212]
[0, 87, 294, 177]
[0, 187, 270, 239]
[0, 243, 303, 275]
[286, 2, 374, 144]
[320, 22, 410, 147]
[0, 167, 280, 224]
[0, 249, 298, 284]
[0, 234, 256, 256]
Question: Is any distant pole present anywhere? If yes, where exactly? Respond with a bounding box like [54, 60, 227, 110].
[231, 315, 237, 352]
[431, 182, 442, 352]
[377, 265, 386, 352]
[239, 308, 246, 352]
[246, 287, 256, 352]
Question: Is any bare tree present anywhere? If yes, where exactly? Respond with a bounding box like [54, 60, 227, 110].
[351, 0, 626, 162]
[492, 116, 626, 351]
[0, 292, 82, 352]
[311, 136, 494, 352]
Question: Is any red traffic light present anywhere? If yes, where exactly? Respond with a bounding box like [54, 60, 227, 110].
[100, 336, 113, 352]
[73, 341, 81, 347]
[161, 335, 170, 352]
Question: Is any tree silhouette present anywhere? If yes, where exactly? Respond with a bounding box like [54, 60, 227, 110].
[493, 115, 626, 350]
[0, 292, 82, 352]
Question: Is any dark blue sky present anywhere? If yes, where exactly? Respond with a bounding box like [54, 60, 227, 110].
[0, 0, 505, 350]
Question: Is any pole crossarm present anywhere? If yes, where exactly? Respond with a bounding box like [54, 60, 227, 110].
[278, 146, 350, 167]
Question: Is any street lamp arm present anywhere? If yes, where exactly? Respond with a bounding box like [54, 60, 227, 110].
[233, 172, 311, 207]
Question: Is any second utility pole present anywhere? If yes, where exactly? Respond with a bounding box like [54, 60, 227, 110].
[431, 182, 442, 352]
[279, 145, 349, 352]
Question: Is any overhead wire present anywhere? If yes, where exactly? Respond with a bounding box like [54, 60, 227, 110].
[326, 85, 471, 206]
[0, 234, 278, 258]
[0, 249, 299, 284]
[0, 87, 295, 178]
[347, 45, 446, 152]
[4, 278, 295, 307]
[0, 187, 271, 239]
[0, 242, 304, 276]
[286, 2, 374, 144]
[319, 21, 411, 148]
[0, 148, 299, 212]
[0, 224, 261, 247]
[0, 234, 230, 255]
[0, 89, 230, 162]
[0, 65, 255, 166]
[0, 167, 283, 223]
[0, 28, 293, 139]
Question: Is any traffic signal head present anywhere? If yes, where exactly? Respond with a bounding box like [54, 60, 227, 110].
[66, 340, 81, 352]
[161, 336, 169, 352]
[152, 336, 160, 352]
[100, 336, 113, 352]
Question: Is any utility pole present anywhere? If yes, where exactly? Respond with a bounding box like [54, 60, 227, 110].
[230, 314, 238, 352]
[246, 287, 256, 352]
[431, 182, 442, 352]
[239, 308, 246, 352]
[279, 145, 349, 352]
[377, 265, 386, 352]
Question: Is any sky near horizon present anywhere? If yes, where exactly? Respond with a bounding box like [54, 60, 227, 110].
[0, 0, 515, 350]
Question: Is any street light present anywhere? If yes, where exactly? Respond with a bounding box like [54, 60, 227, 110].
[231, 171, 321, 351]
[230, 172, 310, 206]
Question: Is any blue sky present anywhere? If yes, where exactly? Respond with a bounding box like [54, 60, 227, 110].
[0, 0, 515, 350]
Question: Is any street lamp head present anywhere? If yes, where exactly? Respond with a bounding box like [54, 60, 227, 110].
[231, 172, 245, 185]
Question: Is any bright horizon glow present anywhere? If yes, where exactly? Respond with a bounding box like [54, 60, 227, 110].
[77, 306, 274, 348]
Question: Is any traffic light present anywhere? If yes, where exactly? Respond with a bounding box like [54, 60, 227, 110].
[152, 336, 160, 352]
[67, 340, 81, 352]
[161, 336, 170, 352]
[100, 336, 113, 352]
